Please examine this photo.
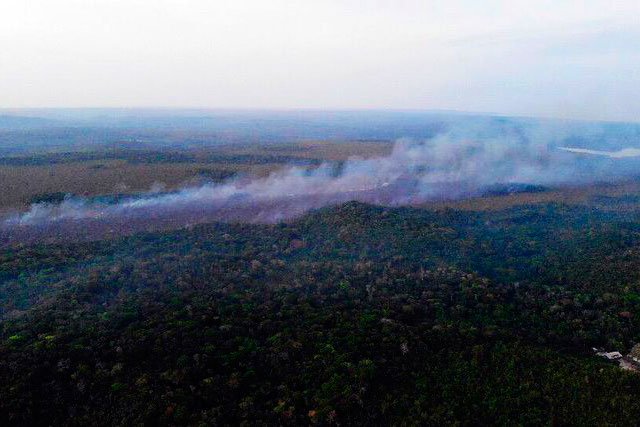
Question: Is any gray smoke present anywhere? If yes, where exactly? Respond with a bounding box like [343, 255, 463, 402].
[2, 129, 639, 237]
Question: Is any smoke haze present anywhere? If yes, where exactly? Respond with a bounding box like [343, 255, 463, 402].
[3, 124, 640, 245]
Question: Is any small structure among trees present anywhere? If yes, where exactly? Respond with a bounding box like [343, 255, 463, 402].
[593, 349, 623, 360]
[594, 346, 640, 372]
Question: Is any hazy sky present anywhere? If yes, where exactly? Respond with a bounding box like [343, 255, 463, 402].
[2, 0, 639, 121]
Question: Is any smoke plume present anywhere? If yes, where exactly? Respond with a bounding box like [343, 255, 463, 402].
[2, 130, 639, 244]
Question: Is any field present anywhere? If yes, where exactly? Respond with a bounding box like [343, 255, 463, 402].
[0, 140, 393, 213]
[3, 133, 640, 220]
[422, 180, 640, 212]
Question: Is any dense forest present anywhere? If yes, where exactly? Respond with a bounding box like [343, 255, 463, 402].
[2, 200, 640, 425]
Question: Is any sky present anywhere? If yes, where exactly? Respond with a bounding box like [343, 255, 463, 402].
[1, 0, 639, 122]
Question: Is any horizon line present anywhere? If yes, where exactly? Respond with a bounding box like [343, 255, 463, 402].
[0, 107, 637, 125]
